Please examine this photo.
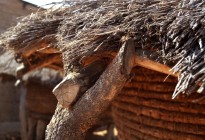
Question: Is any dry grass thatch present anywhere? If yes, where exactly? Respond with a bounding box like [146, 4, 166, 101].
[1, 0, 205, 98]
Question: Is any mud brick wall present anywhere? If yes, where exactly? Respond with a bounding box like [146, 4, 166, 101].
[0, 0, 36, 33]
[112, 67, 205, 140]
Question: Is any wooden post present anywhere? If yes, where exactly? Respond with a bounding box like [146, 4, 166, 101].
[19, 85, 28, 140]
[46, 39, 135, 139]
[53, 60, 108, 108]
[36, 120, 47, 140]
[27, 118, 37, 140]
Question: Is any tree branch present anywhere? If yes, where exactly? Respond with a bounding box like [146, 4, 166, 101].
[46, 39, 135, 140]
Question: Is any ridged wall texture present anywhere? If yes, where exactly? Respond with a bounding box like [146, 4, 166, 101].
[26, 80, 57, 117]
[112, 67, 205, 140]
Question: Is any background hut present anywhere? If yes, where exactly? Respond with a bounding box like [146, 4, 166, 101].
[0, 50, 21, 140]
[19, 68, 61, 140]
[2, 0, 205, 140]
[0, 1, 36, 139]
[0, 73, 20, 140]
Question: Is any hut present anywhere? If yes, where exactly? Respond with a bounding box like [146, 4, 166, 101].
[2, 0, 205, 139]
[0, 1, 37, 139]
[0, 72, 20, 140]
[18, 68, 61, 140]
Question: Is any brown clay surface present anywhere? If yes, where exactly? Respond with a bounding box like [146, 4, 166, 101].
[112, 66, 205, 140]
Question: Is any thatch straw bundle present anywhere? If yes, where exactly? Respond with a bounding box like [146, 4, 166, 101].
[1, 0, 205, 98]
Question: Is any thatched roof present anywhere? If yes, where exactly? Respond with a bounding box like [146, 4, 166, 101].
[1, 0, 205, 98]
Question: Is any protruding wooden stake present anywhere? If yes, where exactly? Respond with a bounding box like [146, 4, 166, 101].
[53, 60, 108, 108]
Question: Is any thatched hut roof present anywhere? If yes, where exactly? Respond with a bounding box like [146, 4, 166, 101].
[1, 0, 205, 98]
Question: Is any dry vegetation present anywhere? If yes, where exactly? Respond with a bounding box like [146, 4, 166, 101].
[1, 0, 205, 98]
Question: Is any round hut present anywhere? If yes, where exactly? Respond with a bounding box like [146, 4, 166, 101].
[0, 51, 22, 140]
[0, 73, 20, 140]
[1, 0, 205, 139]
[19, 69, 61, 140]
[0, 1, 37, 138]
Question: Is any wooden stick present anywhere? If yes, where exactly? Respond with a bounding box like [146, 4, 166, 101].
[37, 46, 60, 54]
[82, 49, 178, 77]
[18, 36, 55, 58]
[30, 55, 60, 70]
[46, 64, 63, 71]
[36, 120, 47, 140]
[16, 54, 60, 77]
[27, 117, 37, 140]
[134, 49, 178, 77]
[18, 41, 48, 58]
[17, 44, 178, 79]
[19, 86, 28, 140]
